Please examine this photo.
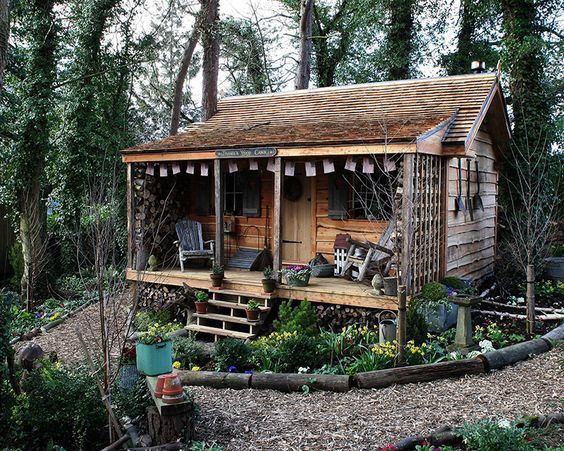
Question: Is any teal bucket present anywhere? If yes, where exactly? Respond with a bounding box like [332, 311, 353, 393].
[136, 341, 173, 376]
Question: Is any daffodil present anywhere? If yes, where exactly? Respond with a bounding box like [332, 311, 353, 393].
[191, 365, 201, 371]
[172, 361, 181, 369]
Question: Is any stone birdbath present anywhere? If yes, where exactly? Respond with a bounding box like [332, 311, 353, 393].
[449, 294, 482, 353]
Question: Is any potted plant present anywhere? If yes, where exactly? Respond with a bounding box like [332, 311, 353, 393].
[136, 322, 173, 376]
[415, 281, 458, 333]
[281, 265, 312, 287]
[261, 266, 276, 293]
[210, 264, 224, 287]
[194, 290, 209, 314]
[245, 299, 261, 322]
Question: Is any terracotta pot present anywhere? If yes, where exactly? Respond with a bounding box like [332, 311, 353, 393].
[262, 278, 276, 293]
[155, 373, 173, 398]
[210, 274, 224, 287]
[195, 301, 208, 314]
[162, 374, 184, 404]
[246, 309, 260, 322]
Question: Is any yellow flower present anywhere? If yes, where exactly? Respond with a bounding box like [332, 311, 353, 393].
[191, 365, 201, 371]
[172, 361, 181, 369]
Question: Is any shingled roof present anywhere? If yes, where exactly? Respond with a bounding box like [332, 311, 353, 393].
[123, 72, 508, 155]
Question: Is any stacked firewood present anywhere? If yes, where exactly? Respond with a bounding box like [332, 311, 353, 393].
[138, 283, 180, 310]
[316, 304, 382, 329]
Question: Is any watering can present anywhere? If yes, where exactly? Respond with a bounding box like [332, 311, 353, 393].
[378, 310, 397, 344]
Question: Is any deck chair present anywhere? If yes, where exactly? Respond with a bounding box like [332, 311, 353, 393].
[175, 219, 215, 271]
[341, 219, 395, 282]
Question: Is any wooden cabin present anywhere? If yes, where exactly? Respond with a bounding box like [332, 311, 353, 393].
[122, 73, 510, 338]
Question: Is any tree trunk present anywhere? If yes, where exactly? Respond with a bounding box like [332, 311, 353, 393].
[0, 0, 9, 88]
[170, 12, 202, 135]
[146, 406, 195, 445]
[526, 263, 535, 334]
[294, 0, 313, 90]
[447, 0, 476, 75]
[201, 0, 220, 121]
[385, 0, 415, 80]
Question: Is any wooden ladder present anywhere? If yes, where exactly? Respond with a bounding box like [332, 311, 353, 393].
[185, 288, 275, 341]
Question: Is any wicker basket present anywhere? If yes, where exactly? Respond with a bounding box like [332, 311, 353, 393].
[311, 264, 335, 278]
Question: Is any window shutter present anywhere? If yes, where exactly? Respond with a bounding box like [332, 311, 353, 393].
[242, 171, 261, 217]
[196, 176, 211, 216]
[328, 171, 349, 219]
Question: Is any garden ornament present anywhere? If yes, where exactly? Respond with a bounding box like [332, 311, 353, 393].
[371, 273, 384, 295]
[147, 254, 159, 271]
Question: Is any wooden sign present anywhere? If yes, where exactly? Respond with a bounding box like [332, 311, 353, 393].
[216, 147, 277, 159]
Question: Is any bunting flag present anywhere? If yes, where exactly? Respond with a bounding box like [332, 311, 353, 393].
[249, 158, 258, 170]
[383, 157, 396, 172]
[200, 162, 209, 176]
[228, 159, 239, 173]
[172, 162, 181, 174]
[344, 156, 356, 172]
[362, 157, 374, 174]
[266, 158, 276, 172]
[146, 163, 154, 176]
[284, 161, 295, 177]
[159, 163, 168, 177]
[186, 161, 195, 174]
[305, 161, 316, 177]
[323, 158, 335, 174]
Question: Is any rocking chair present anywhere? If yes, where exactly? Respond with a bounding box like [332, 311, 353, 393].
[175, 219, 215, 271]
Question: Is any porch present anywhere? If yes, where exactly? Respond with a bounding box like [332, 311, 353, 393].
[126, 267, 398, 310]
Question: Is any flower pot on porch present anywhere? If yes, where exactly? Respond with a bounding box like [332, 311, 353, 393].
[195, 301, 208, 314]
[262, 278, 276, 293]
[246, 309, 260, 322]
[210, 274, 224, 287]
[285, 273, 311, 287]
[135, 341, 173, 376]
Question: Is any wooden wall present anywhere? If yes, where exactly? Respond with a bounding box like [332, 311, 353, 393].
[445, 128, 498, 281]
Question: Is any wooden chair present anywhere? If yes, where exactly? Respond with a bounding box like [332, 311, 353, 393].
[175, 219, 215, 271]
[341, 220, 395, 282]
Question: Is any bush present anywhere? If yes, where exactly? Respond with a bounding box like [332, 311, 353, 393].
[420, 282, 448, 302]
[213, 338, 252, 371]
[10, 361, 107, 450]
[273, 300, 318, 336]
[458, 418, 532, 451]
[134, 310, 173, 331]
[112, 374, 152, 421]
[406, 300, 428, 345]
[441, 276, 466, 290]
[173, 336, 205, 368]
[8, 242, 23, 291]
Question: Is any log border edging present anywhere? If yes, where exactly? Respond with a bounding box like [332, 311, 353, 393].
[176, 322, 564, 393]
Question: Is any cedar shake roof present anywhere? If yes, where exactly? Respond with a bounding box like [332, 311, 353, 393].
[123, 73, 509, 154]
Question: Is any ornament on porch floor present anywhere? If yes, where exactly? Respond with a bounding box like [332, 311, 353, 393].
[147, 254, 159, 271]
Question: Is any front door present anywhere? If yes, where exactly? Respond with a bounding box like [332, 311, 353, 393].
[281, 174, 313, 264]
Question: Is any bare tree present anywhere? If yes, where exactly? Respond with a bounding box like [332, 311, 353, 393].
[0, 0, 8, 89]
[295, 0, 313, 90]
[201, 0, 219, 121]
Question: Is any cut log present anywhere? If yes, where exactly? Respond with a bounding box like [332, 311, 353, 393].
[353, 358, 485, 389]
[541, 322, 564, 343]
[475, 309, 564, 321]
[177, 370, 251, 389]
[480, 338, 550, 370]
[146, 406, 195, 446]
[251, 373, 351, 392]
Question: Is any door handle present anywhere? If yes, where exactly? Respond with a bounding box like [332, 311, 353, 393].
[282, 240, 302, 244]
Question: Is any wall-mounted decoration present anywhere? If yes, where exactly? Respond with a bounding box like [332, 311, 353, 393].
[383, 158, 396, 172]
[216, 147, 277, 159]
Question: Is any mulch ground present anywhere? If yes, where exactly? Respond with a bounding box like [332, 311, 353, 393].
[17, 306, 564, 450]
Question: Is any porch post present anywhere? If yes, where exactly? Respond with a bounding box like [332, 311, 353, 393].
[214, 159, 224, 266]
[272, 157, 283, 278]
[400, 154, 415, 295]
[126, 163, 134, 269]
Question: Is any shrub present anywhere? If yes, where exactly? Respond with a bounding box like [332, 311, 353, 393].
[173, 336, 206, 368]
[406, 300, 428, 345]
[112, 374, 152, 421]
[441, 276, 466, 290]
[458, 418, 532, 451]
[213, 338, 252, 371]
[134, 310, 173, 331]
[273, 300, 318, 336]
[10, 361, 107, 450]
[8, 242, 23, 291]
[420, 281, 448, 302]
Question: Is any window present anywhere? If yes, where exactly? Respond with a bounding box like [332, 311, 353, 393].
[224, 172, 244, 216]
[223, 170, 261, 217]
[350, 171, 394, 220]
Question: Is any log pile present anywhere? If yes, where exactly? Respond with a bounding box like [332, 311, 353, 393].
[138, 283, 181, 310]
[316, 304, 383, 329]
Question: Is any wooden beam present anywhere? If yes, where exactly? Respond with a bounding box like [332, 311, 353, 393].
[272, 157, 283, 278]
[122, 151, 216, 163]
[127, 163, 134, 269]
[440, 157, 449, 279]
[214, 159, 224, 266]
[400, 154, 415, 294]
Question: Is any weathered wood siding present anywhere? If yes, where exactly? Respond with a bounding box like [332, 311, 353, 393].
[446, 129, 498, 281]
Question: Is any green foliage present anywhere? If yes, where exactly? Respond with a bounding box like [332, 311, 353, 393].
[458, 418, 532, 451]
[318, 324, 379, 371]
[211, 264, 224, 275]
[10, 361, 107, 450]
[190, 441, 224, 451]
[213, 338, 252, 372]
[134, 310, 173, 331]
[246, 300, 260, 311]
[473, 323, 526, 348]
[0, 291, 18, 438]
[518, 280, 564, 304]
[137, 321, 180, 345]
[8, 242, 24, 291]
[112, 373, 152, 421]
[262, 266, 273, 279]
[173, 336, 205, 368]
[273, 300, 318, 336]
[406, 299, 429, 345]
[195, 290, 209, 302]
[441, 276, 466, 290]
[420, 282, 448, 302]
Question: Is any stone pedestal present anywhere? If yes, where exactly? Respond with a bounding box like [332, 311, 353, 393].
[450, 295, 482, 352]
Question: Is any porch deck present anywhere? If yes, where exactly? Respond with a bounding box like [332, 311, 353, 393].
[126, 267, 398, 310]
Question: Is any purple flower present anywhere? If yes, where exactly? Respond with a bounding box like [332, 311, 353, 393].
[244, 370, 253, 374]
[35, 312, 42, 318]
[446, 287, 457, 296]
[228, 365, 238, 373]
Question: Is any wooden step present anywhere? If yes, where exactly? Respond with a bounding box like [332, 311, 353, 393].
[208, 299, 270, 312]
[193, 312, 265, 325]
[185, 324, 254, 340]
[209, 288, 275, 299]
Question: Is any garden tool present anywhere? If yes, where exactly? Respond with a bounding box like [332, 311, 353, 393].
[466, 159, 474, 220]
[456, 158, 465, 213]
[474, 160, 484, 211]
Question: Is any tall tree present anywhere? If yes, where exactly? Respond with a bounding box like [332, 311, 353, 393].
[295, 0, 313, 89]
[0, 0, 9, 88]
[201, 0, 219, 121]
[0, 0, 58, 306]
[380, 0, 416, 80]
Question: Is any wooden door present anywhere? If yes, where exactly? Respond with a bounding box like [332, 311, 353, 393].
[281, 174, 313, 264]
